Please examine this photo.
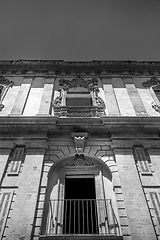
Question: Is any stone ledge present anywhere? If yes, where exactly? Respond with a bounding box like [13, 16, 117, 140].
[0, 116, 160, 132]
[39, 235, 123, 240]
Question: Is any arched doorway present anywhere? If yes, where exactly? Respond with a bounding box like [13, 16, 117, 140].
[41, 154, 121, 237]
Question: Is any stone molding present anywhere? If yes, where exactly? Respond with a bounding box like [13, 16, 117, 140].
[1, 116, 160, 132]
[0, 60, 160, 75]
[142, 76, 160, 88]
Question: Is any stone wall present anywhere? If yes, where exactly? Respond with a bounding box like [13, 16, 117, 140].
[0, 132, 160, 239]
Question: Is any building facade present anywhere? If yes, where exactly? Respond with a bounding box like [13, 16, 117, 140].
[0, 60, 160, 240]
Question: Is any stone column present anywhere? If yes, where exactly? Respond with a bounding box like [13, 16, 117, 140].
[10, 77, 32, 115]
[38, 77, 54, 115]
[23, 77, 45, 116]
[112, 77, 135, 116]
[102, 77, 120, 116]
[123, 77, 147, 116]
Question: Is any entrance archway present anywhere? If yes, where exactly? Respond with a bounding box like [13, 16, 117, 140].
[41, 154, 121, 236]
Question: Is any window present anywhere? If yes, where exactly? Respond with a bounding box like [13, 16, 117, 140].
[40, 155, 121, 238]
[53, 76, 106, 117]
[66, 87, 92, 107]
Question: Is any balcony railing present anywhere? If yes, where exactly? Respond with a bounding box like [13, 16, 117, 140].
[45, 199, 121, 236]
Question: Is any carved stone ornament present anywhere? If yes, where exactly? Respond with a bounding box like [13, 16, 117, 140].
[0, 103, 4, 111]
[69, 154, 94, 166]
[59, 75, 98, 91]
[142, 76, 160, 113]
[151, 101, 160, 113]
[142, 76, 160, 88]
[53, 89, 63, 107]
[53, 75, 106, 117]
[74, 136, 85, 153]
[0, 77, 14, 111]
[94, 87, 106, 109]
[0, 77, 14, 87]
[71, 132, 88, 153]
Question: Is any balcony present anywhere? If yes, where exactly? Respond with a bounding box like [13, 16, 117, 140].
[40, 199, 122, 240]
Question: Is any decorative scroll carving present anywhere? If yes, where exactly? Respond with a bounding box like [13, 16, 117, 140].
[142, 76, 160, 113]
[0, 103, 4, 111]
[69, 154, 94, 166]
[53, 89, 63, 107]
[66, 110, 94, 117]
[59, 75, 98, 91]
[151, 102, 160, 113]
[0, 77, 14, 87]
[142, 76, 160, 88]
[94, 88, 106, 109]
[53, 105, 105, 117]
[0, 77, 14, 111]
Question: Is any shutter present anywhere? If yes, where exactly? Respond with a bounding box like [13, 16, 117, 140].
[149, 191, 160, 227]
[134, 147, 151, 174]
[7, 147, 24, 176]
[0, 190, 14, 239]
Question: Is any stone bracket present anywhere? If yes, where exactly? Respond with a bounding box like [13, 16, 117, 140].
[71, 132, 88, 153]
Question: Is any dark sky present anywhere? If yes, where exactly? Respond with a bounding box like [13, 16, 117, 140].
[0, 0, 160, 61]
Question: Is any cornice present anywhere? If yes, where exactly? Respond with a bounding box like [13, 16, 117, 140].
[0, 116, 159, 133]
[0, 60, 160, 75]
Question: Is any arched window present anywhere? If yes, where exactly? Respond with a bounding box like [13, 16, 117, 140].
[40, 154, 121, 238]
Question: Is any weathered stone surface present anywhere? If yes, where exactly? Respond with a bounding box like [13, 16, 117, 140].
[0, 149, 11, 185]
[102, 78, 120, 116]
[5, 149, 45, 240]
[10, 78, 32, 115]
[115, 150, 157, 240]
